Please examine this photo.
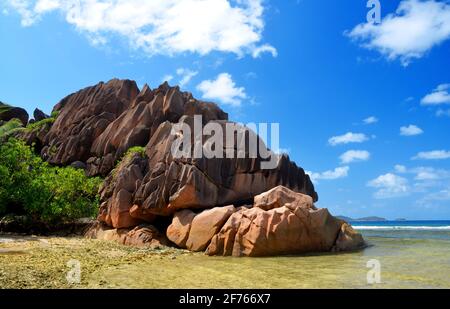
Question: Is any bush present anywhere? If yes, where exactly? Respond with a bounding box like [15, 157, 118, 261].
[124, 146, 146, 158]
[0, 138, 102, 224]
[0, 119, 23, 138]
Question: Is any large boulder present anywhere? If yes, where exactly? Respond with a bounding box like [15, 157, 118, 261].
[0, 101, 29, 126]
[86, 223, 169, 249]
[166, 209, 196, 248]
[332, 223, 365, 252]
[185, 205, 236, 252]
[206, 186, 364, 257]
[254, 185, 316, 211]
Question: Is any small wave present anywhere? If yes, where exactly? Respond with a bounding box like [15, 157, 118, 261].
[352, 225, 450, 231]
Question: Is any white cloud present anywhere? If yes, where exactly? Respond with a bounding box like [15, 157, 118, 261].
[413, 150, 450, 160]
[414, 168, 443, 181]
[421, 84, 450, 105]
[34, 0, 59, 13]
[368, 173, 409, 199]
[347, 0, 450, 66]
[394, 164, 407, 173]
[328, 132, 369, 146]
[340, 150, 370, 164]
[176, 68, 198, 87]
[306, 166, 350, 183]
[197, 73, 246, 106]
[363, 116, 378, 124]
[4, 0, 275, 58]
[394, 165, 450, 183]
[400, 124, 424, 136]
[251, 44, 278, 58]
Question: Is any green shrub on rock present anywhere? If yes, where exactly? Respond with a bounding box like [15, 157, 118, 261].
[0, 119, 24, 139]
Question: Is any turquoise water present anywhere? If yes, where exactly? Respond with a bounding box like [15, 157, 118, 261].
[352, 220, 450, 240]
[84, 221, 450, 288]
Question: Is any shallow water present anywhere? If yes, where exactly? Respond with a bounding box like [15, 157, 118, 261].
[86, 235, 450, 288]
[1, 230, 449, 288]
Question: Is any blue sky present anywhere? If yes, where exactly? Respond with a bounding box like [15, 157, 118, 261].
[1, 0, 450, 219]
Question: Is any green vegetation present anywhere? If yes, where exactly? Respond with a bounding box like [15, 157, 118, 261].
[110, 146, 147, 180]
[26, 117, 54, 131]
[124, 146, 146, 159]
[0, 119, 23, 138]
[26, 110, 59, 131]
[0, 101, 12, 113]
[0, 138, 102, 224]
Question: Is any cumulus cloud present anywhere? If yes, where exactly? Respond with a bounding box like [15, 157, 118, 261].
[421, 83, 450, 105]
[306, 166, 350, 183]
[328, 132, 369, 146]
[347, 0, 450, 66]
[400, 124, 424, 136]
[363, 116, 378, 124]
[197, 73, 247, 106]
[339, 150, 370, 164]
[367, 173, 409, 199]
[4, 0, 276, 58]
[413, 150, 450, 160]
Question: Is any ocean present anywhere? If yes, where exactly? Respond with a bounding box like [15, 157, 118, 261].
[352, 220, 450, 240]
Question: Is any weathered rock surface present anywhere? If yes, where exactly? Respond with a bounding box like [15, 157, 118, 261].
[98, 152, 153, 229]
[0, 102, 29, 125]
[42, 79, 139, 165]
[332, 223, 365, 252]
[185, 205, 236, 252]
[33, 108, 49, 121]
[88, 83, 227, 176]
[130, 116, 317, 217]
[166, 209, 196, 248]
[205, 187, 363, 256]
[14, 120, 52, 152]
[86, 222, 169, 249]
[164, 187, 364, 257]
[254, 185, 316, 211]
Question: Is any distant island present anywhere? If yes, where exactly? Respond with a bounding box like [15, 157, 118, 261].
[337, 216, 387, 222]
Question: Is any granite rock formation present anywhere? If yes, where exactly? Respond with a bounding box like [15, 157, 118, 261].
[5, 78, 365, 256]
[0, 101, 29, 125]
[33, 108, 49, 122]
[166, 186, 365, 257]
